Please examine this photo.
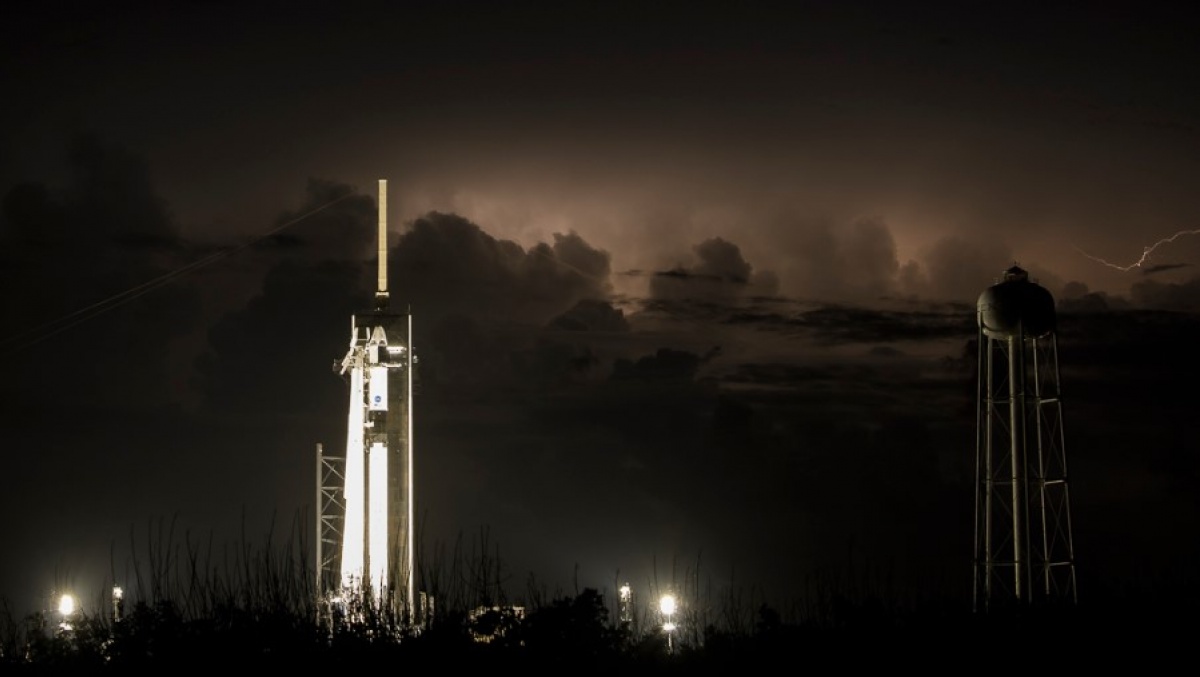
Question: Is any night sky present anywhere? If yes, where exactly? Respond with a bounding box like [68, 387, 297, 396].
[3, 1, 1200, 619]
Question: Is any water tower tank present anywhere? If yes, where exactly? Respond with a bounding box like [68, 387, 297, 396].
[977, 265, 1056, 339]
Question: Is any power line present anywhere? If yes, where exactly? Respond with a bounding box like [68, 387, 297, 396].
[2, 189, 361, 354]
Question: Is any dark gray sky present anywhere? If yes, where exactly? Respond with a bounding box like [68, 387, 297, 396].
[3, 1, 1199, 618]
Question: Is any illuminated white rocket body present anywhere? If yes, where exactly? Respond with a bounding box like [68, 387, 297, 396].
[337, 179, 415, 613]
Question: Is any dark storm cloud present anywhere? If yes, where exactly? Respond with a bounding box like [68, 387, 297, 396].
[361, 211, 624, 410]
[389, 212, 611, 327]
[1057, 292, 1124, 313]
[1056, 279, 1134, 313]
[649, 237, 778, 301]
[660, 292, 974, 348]
[183, 179, 379, 419]
[691, 238, 752, 284]
[1128, 275, 1200, 311]
[841, 218, 901, 300]
[547, 298, 630, 332]
[726, 213, 984, 305]
[547, 231, 613, 294]
[60, 134, 179, 247]
[0, 134, 179, 271]
[611, 347, 714, 383]
[795, 304, 976, 345]
[191, 184, 627, 427]
[904, 235, 1018, 303]
[192, 190, 624, 418]
[1060, 280, 1091, 299]
[0, 135, 199, 407]
[1142, 263, 1192, 276]
[695, 214, 1040, 310]
[258, 179, 377, 263]
[1, 134, 177, 248]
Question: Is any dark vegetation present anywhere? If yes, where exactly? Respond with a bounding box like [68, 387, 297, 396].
[0, 516, 1186, 673]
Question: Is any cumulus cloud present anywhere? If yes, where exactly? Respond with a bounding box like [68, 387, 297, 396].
[693, 237, 753, 283]
[192, 201, 624, 418]
[650, 236, 778, 300]
[841, 217, 901, 300]
[549, 230, 613, 293]
[731, 213, 913, 304]
[389, 212, 613, 326]
[902, 235, 1017, 303]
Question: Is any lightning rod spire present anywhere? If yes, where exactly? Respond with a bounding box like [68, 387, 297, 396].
[375, 179, 389, 310]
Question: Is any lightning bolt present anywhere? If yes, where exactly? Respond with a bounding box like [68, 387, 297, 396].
[1076, 229, 1200, 272]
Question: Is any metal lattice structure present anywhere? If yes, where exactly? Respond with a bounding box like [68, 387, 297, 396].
[974, 265, 1078, 612]
[315, 442, 345, 596]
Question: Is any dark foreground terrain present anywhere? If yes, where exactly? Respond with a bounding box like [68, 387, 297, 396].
[3, 584, 1189, 674]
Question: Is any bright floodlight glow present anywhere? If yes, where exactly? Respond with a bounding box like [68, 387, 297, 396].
[368, 440, 389, 594]
[341, 364, 366, 590]
[58, 593, 76, 617]
[659, 593, 676, 616]
[619, 584, 631, 601]
[112, 586, 123, 600]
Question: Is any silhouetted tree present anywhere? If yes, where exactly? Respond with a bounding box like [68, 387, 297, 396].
[507, 588, 631, 668]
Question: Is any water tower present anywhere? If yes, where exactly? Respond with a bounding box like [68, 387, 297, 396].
[974, 264, 1077, 612]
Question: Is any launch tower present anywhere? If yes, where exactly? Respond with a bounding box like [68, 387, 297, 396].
[324, 179, 415, 618]
[973, 264, 1077, 612]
